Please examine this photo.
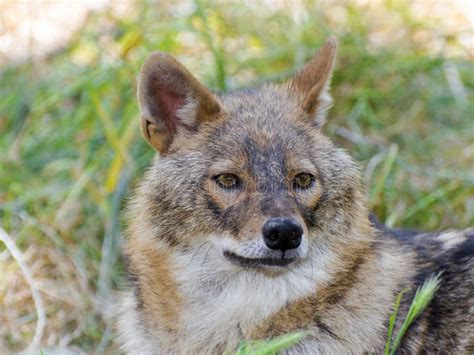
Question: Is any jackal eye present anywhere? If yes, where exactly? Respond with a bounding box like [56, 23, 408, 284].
[293, 173, 315, 190]
[214, 173, 240, 190]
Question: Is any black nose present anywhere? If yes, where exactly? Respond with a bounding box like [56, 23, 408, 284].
[262, 217, 303, 251]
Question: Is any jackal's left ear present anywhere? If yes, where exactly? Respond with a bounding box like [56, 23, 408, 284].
[290, 36, 337, 127]
[137, 52, 222, 153]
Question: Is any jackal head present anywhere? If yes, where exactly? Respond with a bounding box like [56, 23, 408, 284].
[131, 37, 371, 273]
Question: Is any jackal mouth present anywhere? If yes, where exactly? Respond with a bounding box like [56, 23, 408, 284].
[223, 250, 297, 268]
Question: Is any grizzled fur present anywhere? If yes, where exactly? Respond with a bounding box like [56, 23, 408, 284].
[117, 37, 474, 354]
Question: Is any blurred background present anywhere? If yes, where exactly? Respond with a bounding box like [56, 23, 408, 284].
[0, 0, 473, 352]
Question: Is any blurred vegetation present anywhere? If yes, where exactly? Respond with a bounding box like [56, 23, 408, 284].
[0, 0, 473, 352]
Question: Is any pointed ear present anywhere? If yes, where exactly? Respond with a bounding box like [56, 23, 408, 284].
[290, 36, 337, 127]
[137, 52, 222, 153]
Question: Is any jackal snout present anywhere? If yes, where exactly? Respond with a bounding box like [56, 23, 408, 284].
[262, 217, 303, 251]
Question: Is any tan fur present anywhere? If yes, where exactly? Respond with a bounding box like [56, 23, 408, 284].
[125, 246, 181, 334]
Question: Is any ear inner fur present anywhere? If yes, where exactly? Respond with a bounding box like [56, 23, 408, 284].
[138, 51, 222, 153]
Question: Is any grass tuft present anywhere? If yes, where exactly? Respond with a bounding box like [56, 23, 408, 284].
[385, 275, 442, 355]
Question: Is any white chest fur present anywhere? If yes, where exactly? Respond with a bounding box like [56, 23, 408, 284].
[171, 244, 333, 354]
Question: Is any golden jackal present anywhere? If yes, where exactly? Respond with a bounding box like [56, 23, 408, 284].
[117, 37, 474, 354]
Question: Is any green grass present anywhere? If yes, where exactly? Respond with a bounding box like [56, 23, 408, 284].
[0, 0, 473, 352]
[384, 275, 441, 355]
[236, 332, 306, 355]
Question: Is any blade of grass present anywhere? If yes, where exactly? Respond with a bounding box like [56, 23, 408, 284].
[105, 114, 138, 193]
[370, 144, 398, 206]
[388, 275, 442, 355]
[401, 181, 459, 221]
[91, 93, 133, 165]
[193, 0, 227, 90]
[54, 145, 108, 225]
[384, 288, 408, 355]
[235, 332, 306, 355]
[0, 227, 46, 352]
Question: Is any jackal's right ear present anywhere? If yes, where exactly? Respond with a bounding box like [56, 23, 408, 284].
[137, 52, 222, 153]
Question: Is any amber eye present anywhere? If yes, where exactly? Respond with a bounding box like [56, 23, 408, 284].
[293, 173, 315, 190]
[214, 174, 240, 190]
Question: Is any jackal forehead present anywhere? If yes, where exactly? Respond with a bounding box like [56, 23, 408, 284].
[206, 93, 318, 172]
